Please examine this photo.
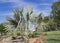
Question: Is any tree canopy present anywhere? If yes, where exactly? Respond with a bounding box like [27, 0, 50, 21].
[51, 1, 60, 27]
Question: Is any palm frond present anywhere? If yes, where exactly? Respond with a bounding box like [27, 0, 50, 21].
[13, 10, 20, 22]
[7, 17, 18, 27]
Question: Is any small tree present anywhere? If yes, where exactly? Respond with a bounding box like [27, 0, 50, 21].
[0, 24, 7, 36]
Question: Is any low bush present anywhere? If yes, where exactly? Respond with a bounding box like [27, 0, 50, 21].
[11, 34, 17, 40]
[16, 32, 20, 36]
[28, 31, 38, 38]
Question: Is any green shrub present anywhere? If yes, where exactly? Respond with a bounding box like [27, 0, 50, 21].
[16, 32, 21, 36]
[11, 34, 17, 40]
[28, 31, 37, 38]
[0, 38, 3, 41]
[28, 33, 33, 38]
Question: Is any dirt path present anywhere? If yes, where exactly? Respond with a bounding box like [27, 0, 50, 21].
[33, 35, 46, 43]
[29, 38, 37, 43]
[29, 35, 46, 43]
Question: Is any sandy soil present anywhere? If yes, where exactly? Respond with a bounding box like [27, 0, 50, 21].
[29, 38, 37, 43]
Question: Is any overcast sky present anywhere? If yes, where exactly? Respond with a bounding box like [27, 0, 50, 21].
[0, 0, 58, 23]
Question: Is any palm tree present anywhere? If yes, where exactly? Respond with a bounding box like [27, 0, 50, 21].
[7, 8, 24, 28]
[6, 7, 34, 43]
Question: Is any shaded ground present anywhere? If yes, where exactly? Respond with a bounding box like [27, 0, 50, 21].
[0, 37, 12, 43]
[0, 36, 44, 43]
[0, 37, 38, 43]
